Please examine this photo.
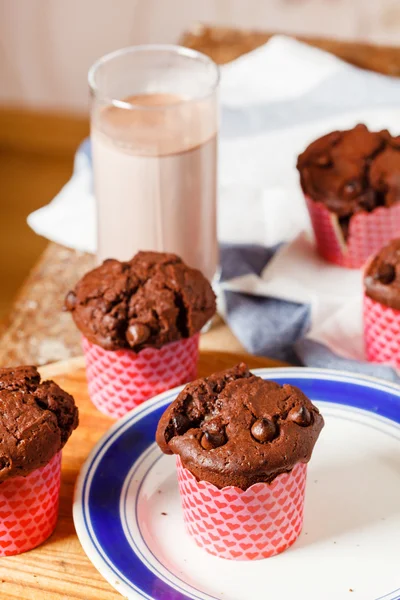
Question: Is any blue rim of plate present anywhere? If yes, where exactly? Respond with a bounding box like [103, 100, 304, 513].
[73, 367, 400, 600]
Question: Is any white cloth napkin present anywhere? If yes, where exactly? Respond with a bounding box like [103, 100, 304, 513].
[224, 233, 364, 361]
[28, 35, 400, 364]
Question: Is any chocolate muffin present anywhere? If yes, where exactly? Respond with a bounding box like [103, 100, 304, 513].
[297, 124, 400, 236]
[0, 366, 78, 482]
[364, 238, 400, 310]
[65, 251, 216, 352]
[156, 363, 324, 490]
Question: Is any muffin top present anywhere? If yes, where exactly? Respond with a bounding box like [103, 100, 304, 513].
[156, 363, 324, 490]
[364, 238, 400, 310]
[297, 124, 400, 222]
[65, 251, 216, 351]
[0, 366, 78, 482]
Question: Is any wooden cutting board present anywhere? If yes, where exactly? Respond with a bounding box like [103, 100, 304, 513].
[0, 351, 285, 599]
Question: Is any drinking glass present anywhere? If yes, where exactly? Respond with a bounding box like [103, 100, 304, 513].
[88, 45, 220, 282]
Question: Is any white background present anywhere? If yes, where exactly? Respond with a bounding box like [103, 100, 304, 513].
[1, 0, 400, 114]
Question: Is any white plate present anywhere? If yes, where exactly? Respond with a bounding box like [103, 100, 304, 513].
[74, 368, 400, 600]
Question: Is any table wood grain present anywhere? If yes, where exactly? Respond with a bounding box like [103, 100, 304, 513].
[0, 350, 284, 599]
[1, 25, 399, 368]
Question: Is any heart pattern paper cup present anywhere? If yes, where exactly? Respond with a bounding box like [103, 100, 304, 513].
[176, 456, 307, 561]
[306, 196, 400, 269]
[364, 294, 400, 367]
[82, 334, 200, 419]
[0, 451, 61, 556]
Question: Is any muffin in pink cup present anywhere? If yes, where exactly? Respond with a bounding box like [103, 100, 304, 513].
[65, 251, 216, 419]
[364, 238, 400, 367]
[0, 365, 78, 556]
[297, 124, 400, 269]
[156, 363, 324, 561]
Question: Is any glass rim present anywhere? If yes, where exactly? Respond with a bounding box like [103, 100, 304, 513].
[88, 44, 220, 110]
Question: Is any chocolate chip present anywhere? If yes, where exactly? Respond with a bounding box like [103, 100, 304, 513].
[64, 291, 77, 311]
[376, 263, 396, 285]
[343, 180, 361, 197]
[288, 406, 312, 426]
[171, 414, 191, 436]
[200, 429, 226, 450]
[315, 154, 331, 167]
[250, 418, 277, 443]
[126, 323, 150, 347]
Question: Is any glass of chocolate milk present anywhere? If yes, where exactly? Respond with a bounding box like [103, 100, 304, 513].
[88, 45, 220, 282]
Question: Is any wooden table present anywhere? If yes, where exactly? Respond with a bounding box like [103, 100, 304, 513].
[1, 25, 400, 367]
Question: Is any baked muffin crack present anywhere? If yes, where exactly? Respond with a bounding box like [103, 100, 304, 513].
[297, 123, 400, 237]
[65, 251, 216, 351]
[157, 363, 324, 489]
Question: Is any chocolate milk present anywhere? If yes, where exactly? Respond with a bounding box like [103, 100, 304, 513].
[91, 94, 218, 281]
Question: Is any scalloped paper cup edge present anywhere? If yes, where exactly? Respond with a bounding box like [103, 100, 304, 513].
[176, 456, 307, 560]
[364, 294, 400, 367]
[306, 196, 400, 269]
[0, 451, 61, 556]
[82, 334, 200, 419]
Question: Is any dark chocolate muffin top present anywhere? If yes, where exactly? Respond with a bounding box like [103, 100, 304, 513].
[156, 363, 324, 490]
[65, 251, 216, 351]
[297, 124, 400, 223]
[0, 366, 78, 482]
[364, 238, 400, 310]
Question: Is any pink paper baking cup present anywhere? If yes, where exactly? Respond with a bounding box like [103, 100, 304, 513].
[306, 196, 400, 269]
[364, 294, 400, 366]
[176, 456, 307, 560]
[0, 451, 61, 557]
[82, 334, 200, 419]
